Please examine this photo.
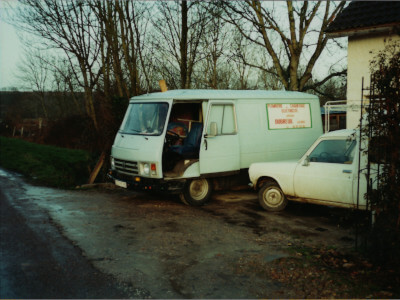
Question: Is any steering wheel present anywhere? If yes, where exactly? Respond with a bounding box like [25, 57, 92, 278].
[166, 130, 180, 146]
[167, 130, 180, 138]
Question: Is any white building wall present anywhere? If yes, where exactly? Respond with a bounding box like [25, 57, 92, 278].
[346, 34, 400, 129]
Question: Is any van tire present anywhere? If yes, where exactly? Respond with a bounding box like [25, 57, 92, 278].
[258, 181, 287, 212]
[180, 178, 213, 206]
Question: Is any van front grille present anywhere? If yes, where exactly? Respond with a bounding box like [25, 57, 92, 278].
[115, 159, 139, 176]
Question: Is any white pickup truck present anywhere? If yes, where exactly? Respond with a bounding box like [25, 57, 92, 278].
[249, 129, 371, 211]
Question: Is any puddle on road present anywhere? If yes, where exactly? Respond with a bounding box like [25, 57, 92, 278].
[0, 168, 24, 181]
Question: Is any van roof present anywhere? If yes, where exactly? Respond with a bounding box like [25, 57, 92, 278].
[131, 89, 319, 101]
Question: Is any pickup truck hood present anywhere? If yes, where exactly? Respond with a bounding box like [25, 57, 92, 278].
[249, 160, 298, 189]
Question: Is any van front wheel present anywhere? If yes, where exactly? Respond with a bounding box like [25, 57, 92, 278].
[258, 181, 287, 212]
[180, 178, 213, 206]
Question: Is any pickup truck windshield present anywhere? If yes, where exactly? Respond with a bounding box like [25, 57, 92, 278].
[309, 139, 356, 164]
[121, 102, 169, 135]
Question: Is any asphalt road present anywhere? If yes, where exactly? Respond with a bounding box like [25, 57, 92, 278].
[0, 171, 146, 299]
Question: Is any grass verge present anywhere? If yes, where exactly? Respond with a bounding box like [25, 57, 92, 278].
[0, 136, 93, 188]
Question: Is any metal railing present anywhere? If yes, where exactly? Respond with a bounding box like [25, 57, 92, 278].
[323, 100, 347, 133]
[323, 100, 363, 132]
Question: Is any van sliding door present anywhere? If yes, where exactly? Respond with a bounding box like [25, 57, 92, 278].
[200, 101, 240, 175]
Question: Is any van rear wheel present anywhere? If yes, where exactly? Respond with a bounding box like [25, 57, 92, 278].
[180, 178, 212, 206]
[258, 181, 287, 212]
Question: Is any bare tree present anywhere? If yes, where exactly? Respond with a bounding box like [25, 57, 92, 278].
[15, 0, 103, 130]
[48, 56, 85, 118]
[196, 4, 234, 89]
[228, 30, 257, 90]
[117, 0, 150, 96]
[92, 0, 150, 98]
[152, 1, 209, 89]
[11, 0, 154, 183]
[16, 49, 49, 119]
[218, 1, 347, 92]
[314, 76, 346, 106]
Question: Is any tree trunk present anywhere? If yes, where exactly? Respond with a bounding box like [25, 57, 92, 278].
[180, 1, 188, 89]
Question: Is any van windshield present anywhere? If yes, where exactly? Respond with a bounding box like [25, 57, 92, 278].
[121, 102, 169, 136]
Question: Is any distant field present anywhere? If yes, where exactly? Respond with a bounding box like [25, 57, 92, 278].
[0, 136, 93, 188]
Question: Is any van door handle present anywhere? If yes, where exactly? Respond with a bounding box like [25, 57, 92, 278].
[342, 169, 352, 174]
[204, 139, 208, 150]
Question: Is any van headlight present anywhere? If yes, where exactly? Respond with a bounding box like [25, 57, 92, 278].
[142, 163, 150, 175]
[111, 157, 115, 170]
[139, 162, 157, 177]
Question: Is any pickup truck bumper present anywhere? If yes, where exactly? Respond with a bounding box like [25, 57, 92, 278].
[107, 170, 185, 193]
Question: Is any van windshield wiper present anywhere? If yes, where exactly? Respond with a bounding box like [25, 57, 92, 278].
[120, 129, 142, 134]
[121, 129, 162, 136]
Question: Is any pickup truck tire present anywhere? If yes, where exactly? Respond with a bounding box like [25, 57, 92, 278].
[179, 178, 213, 206]
[258, 181, 288, 212]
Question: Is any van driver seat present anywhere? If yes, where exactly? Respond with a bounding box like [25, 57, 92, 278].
[169, 122, 203, 159]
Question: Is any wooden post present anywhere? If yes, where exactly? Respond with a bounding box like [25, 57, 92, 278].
[159, 79, 168, 92]
[88, 151, 106, 184]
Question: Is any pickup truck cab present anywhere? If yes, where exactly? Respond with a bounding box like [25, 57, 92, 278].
[249, 129, 370, 211]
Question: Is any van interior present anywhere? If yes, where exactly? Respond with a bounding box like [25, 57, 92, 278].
[162, 102, 204, 177]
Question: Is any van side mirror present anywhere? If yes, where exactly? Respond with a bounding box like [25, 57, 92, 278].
[302, 156, 310, 166]
[208, 122, 218, 137]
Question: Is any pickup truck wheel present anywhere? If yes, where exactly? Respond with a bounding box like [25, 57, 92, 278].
[179, 178, 213, 206]
[258, 181, 287, 212]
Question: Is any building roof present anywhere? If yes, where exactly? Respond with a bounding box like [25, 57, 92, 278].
[326, 1, 400, 37]
[132, 89, 318, 101]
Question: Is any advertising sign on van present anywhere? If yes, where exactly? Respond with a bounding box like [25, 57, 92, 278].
[267, 103, 311, 129]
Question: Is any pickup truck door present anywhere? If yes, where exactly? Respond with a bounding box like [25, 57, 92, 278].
[199, 101, 240, 175]
[293, 138, 357, 206]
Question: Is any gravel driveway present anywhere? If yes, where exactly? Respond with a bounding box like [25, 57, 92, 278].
[2, 168, 369, 298]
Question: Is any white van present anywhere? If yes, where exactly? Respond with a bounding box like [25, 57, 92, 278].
[108, 90, 323, 205]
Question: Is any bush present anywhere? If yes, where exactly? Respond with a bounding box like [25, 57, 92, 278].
[0, 136, 93, 188]
[364, 41, 400, 266]
[44, 115, 98, 151]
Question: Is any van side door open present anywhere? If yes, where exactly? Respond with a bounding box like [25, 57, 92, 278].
[200, 101, 240, 175]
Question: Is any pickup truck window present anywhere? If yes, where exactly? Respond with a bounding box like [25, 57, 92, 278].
[309, 139, 356, 164]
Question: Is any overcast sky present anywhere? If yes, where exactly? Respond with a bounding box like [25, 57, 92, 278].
[0, 0, 21, 90]
[0, 1, 347, 91]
